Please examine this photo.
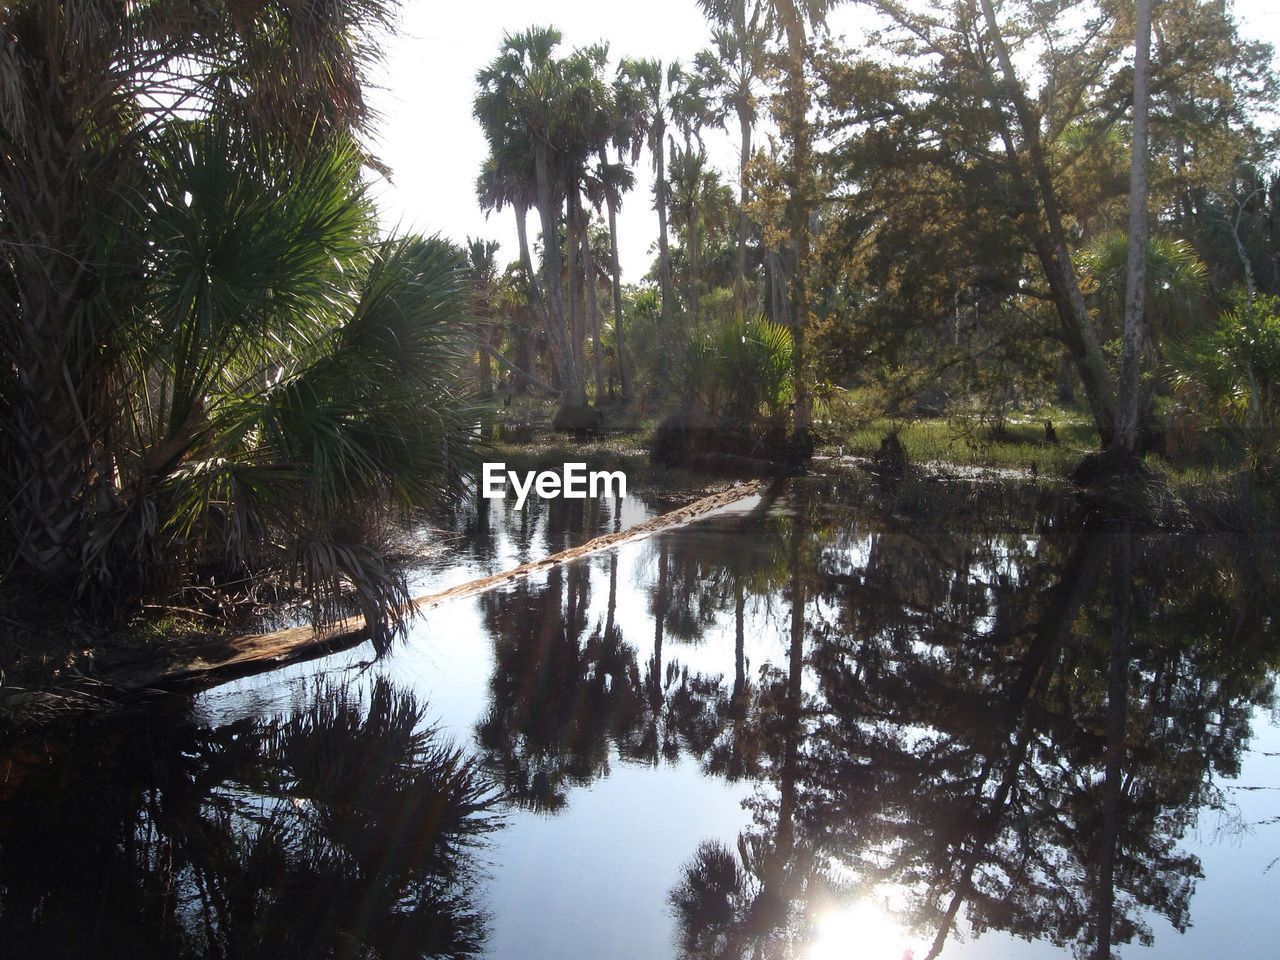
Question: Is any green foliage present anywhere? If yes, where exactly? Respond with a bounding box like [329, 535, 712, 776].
[76, 122, 478, 644]
[1170, 294, 1280, 468]
[809, 0, 1277, 452]
[1078, 233, 1210, 339]
[668, 314, 794, 425]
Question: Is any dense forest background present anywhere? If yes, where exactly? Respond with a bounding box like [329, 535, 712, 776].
[1, 0, 1277, 646]
[466, 0, 1279, 466]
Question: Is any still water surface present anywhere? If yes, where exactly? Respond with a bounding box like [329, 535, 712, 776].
[2, 474, 1279, 958]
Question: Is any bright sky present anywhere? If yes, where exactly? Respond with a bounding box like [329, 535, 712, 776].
[366, 0, 1280, 282]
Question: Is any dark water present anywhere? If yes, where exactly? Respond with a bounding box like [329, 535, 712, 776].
[3, 474, 1279, 959]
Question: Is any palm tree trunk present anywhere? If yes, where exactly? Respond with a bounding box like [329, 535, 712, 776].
[3, 149, 94, 578]
[582, 221, 606, 401]
[607, 194, 632, 399]
[7, 343, 92, 578]
[736, 106, 752, 319]
[534, 143, 582, 406]
[477, 317, 493, 394]
[776, 0, 811, 433]
[655, 120, 675, 335]
[514, 200, 547, 322]
[690, 219, 702, 328]
[1113, 0, 1152, 454]
[565, 189, 585, 381]
[513, 204, 548, 393]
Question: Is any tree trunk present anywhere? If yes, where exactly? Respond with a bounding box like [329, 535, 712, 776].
[534, 142, 583, 406]
[736, 105, 752, 319]
[514, 200, 547, 324]
[976, 0, 1116, 444]
[607, 192, 632, 399]
[767, 248, 786, 327]
[582, 219, 606, 402]
[776, 0, 811, 434]
[1113, 0, 1152, 453]
[513, 203, 549, 394]
[565, 190, 585, 380]
[690, 212, 702, 328]
[655, 119, 675, 336]
[477, 316, 493, 394]
[2, 113, 95, 579]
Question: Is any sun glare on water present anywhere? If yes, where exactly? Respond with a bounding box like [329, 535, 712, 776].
[808, 899, 918, 960]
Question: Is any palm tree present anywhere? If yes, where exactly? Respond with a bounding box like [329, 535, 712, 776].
[602, 67, 649, 400]
[620, 57, 682, 337]
[1079, 234, 1209, 342]
[7, 115, 477, 641]
[475, 27, 586, 410]
[695, 1, 772, 318]
[0, 0, 397, 581]
[669, 63, 721, 154]
[1079, 233, 1207, 436]
[476, 148, 549, 379]
[559, 43, 615, 404]
[668, 146, 734, 327]
[466, 238, 502, 394]
[127, 130, 475, 645]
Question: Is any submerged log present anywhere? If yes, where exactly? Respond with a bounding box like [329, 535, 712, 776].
[98, 481, 765, 696]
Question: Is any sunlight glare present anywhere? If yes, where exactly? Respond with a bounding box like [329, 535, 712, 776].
[809, 899, 916, 960]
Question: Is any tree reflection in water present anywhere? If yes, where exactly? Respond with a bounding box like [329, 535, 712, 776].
[9, 477, 1272, 958]
[463, 474, 1278, 958]
[659, 479, 1279, 959]
[0, 678, 501, 959]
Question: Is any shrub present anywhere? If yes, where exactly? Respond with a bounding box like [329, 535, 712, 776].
[1170, 293, 1280, 472]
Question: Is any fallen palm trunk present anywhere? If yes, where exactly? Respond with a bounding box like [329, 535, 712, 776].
[98, 480, 765, 695]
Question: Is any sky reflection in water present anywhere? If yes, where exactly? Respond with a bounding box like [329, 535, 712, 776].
[3, 473, 1280, 959]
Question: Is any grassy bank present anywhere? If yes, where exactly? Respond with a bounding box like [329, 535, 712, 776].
[487, 395, 1098, 477]
[822, 408, 1097, 478]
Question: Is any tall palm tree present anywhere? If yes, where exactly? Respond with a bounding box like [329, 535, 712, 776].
[620, 57, 681, 337]
[602, 67, 649, 400]
[475, 27, 586, 410]
[597, 151, 638, 399]
[668, 146, 734, 327]
[466, 238, 502, 394]
[559, 43, 615, 404]
[695, 1, 772, 318]
[476, 148, 548, 378]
